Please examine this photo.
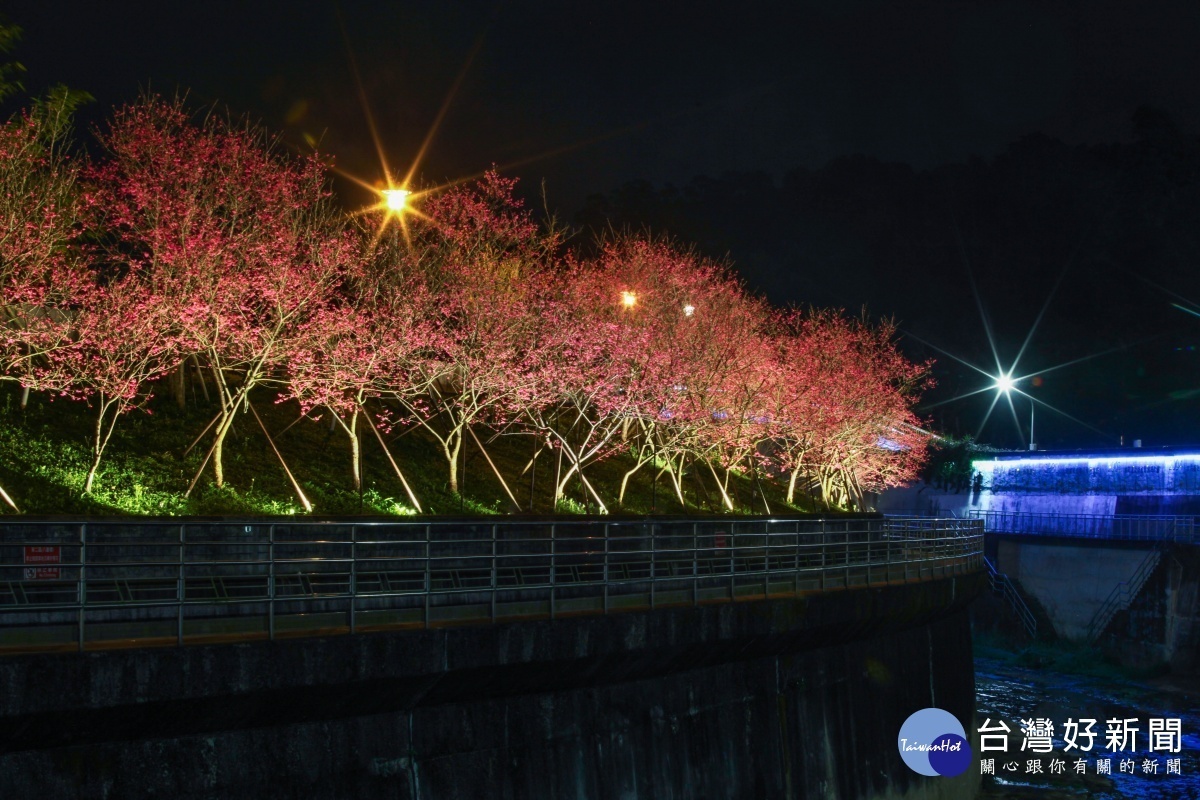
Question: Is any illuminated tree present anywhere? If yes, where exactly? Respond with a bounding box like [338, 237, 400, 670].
[0, 104, 87, 395]
[768, 309, 931, 508]
[89, 97, 356, 497]
[283, 229, 433, 509]
[396, 171, 560, 498]
[528, 236, 776, 511]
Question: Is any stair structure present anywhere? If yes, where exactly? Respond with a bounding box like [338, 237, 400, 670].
[983, 556, 1037, 639]
[1085, 543, 1165, 644]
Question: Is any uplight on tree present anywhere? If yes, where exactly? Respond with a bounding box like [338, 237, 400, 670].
[621, 290, 637, 308]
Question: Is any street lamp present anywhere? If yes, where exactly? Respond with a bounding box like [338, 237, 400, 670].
[621, 291, 637, 308]
[382, 188, 410, 213]
[994, 373, 1035, 451]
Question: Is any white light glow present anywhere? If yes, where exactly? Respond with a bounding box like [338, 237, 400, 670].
[383, 188, 410, 212]
[683, 304, 695, 317]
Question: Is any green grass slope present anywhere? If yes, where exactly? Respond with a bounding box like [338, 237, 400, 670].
[0, 386, 817, 518]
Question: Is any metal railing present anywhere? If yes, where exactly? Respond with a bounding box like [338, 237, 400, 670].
[982, 556, 1037, 639]
[1085, 543, 1165, 643]
[971, 511, 1199, 543]
[0, 516, 982, 653]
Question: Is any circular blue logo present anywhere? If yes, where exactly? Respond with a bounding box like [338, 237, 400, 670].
[897, 708, 972, 777]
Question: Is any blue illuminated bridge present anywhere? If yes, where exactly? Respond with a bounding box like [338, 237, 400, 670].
[0, 515, 981, 653]
[970, 510, 1200, 542]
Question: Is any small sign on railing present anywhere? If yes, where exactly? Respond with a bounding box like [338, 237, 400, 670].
[23, 545, 61, 580]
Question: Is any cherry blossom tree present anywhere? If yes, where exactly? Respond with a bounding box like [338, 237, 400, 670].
[88, 97, 356, 498]
[767, 309, 931, 508]
[541, 236, 777, 510]
[283, 227, 433, 509]
[394, 170, 560, 498]
[39, 281, 179, 493]
[0, 103, 88, 399]
[0, 95, 90, 509]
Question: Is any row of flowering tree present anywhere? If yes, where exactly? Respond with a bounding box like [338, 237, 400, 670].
[0, 95, 931, 513]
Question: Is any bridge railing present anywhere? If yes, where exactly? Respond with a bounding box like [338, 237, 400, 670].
[970, 510, 1198, 543]
[0, 516, 981, 653]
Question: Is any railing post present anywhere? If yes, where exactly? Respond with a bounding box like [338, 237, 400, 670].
[349, 525, 357, 635]
[550, 523, 556, 620]
[650, 522, 656, 610]
[603, 522, 609, 614]
[729, 525, 736, 601]
[763, 523, 770, 599]
[845, 522, 851, 588]
[78, 523, 87, 652]
[820, 520, 826, 591]
[794, 521, 801, 595]
[424, 524, 431, 629]
[692, 522, 698, 607]
[177, 523, 185, 646]
[268, 524, 275, 641]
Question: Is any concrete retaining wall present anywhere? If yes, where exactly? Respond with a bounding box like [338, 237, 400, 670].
[0, 575, 983, 800]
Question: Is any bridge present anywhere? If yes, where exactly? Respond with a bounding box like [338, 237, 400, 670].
[971, 509, 1200, 543]
[969, 510, 1200, 660]
[0, 515, 984, 800]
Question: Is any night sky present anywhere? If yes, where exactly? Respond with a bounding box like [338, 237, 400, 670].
[6, 1, 1200, 452]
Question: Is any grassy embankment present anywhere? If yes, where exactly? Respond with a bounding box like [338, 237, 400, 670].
[0, 384, 815, 518]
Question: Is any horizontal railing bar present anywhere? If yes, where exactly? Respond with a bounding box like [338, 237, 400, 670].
[0, 516, 981, 653]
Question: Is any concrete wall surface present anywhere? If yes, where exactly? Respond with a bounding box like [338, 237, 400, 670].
[0, 576, 983, 800]
[1103, 545, 1200, 672]
[996, 538, 1154, 640]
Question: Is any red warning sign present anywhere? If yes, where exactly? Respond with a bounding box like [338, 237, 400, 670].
[23, 545, 60, 580]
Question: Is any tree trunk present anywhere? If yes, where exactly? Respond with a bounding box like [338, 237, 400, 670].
[787, 467, 801, 504]
[84, 397, 122, 494]
[555, 460, 580, 500]
[349, 409, 361, 493]
[84, 411, 105, 494]
[445, 435, 461, 494]
[213, 413, 234, 488]
[172, 362, 186, 411]
[665, 460, 686, 507]
[618, 463, 641, 506]
[707, 461, 734, 511]
[192, 355, 210, 403]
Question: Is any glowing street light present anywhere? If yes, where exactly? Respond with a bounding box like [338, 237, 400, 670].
[621, 291, 637, 308]
[993, 372, 1035, 451]
[382, 188, 410, 213]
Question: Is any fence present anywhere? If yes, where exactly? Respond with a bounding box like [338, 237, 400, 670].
[0, 515, 982, 653]
[982, 556, 1037, 639]
[971, 511, 1199, 543]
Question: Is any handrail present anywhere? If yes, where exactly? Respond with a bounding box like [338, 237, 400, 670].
[982, 556, 1037, 639]
[970, 510, 1198, 543]
[0, 516, 982, 654]
[1085, 543, 1165, 643]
